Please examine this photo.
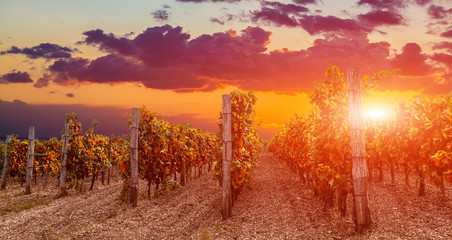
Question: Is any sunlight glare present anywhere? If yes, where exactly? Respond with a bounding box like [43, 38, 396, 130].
[366, 108, 388, 120]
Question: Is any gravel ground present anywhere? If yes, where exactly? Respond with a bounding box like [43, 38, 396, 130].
[0, 152, 451, 239]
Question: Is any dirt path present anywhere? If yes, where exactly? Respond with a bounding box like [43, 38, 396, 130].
[0, 153, 451, 239]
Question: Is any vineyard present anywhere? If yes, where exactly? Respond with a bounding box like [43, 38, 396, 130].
[0, 75, 451, 239]
[0, 89, 263, 208]
[268, 65, 452, 227]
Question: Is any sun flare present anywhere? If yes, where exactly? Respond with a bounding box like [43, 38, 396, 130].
[366, 108, 388, 120]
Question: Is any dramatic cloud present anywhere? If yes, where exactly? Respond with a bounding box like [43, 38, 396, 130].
[391, 43, 433, 76]
[0, 43, 74, 59]
[81, 25, 190, 67]
[358, 10, 404, 26]
[427, 5, 452, 19]
[251, 1, 308, 27]
[16, 24, 446, 94]
[0, 71, 33, 83]
[298, 15, 370, 35]
[152, 9, 169, 21]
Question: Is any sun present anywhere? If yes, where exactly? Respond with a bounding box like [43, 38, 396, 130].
[366, 108, 388, 120]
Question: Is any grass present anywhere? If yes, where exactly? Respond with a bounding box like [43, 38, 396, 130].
[0, 197, 52, 215]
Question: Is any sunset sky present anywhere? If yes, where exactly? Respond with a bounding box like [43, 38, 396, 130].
[1, 0, 451, 139]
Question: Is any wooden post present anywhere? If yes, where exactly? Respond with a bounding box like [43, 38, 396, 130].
[1, 135, 12, 189]
[44, 167, 48, 188]
[347, 67, 371, 232]
[108, 136, 111, 185]
[222, 94, 233, 218]
[25, 126, 35, 195]
[59, 123, 70, 196]
[130, 108, 139, 207]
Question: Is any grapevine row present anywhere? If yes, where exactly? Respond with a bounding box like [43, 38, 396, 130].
[268, 65, 451, 217]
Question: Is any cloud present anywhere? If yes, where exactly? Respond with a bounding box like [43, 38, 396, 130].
[152, 9, 169, 21]
[0, 43, 74, 59]
[208, 9, 248, 25]
[427, 5, 452, 19]
[210, 17, 225, 25]
[441, 29, 452, 38]
[81, 25, 190, 67]
[13, 24, 447, 95]
[432, 41, 452, 53]
[292, 0, 318, 5]
[414, 0, 432, 6]
[391, 43, 433, 76]
[0, 71, 34, 83]
[251, 1, 309, 27]
[34, 75, 51, 88]
[298, 15, 370, 35]
[357, 0, 406, 11]
[66, 93, 75, 98]
[357, 10, 404, 26]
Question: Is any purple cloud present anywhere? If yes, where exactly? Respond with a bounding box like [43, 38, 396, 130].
[210, 17, 225, 25]
[432, 41, 452, 53]
[298, 15, 370, 35]
[428, 5, 452, 19]
[391, 43, 433, 76]
[0, 71, 33, 83]
[414, 0, 432, 6]
[358, 10, 404, 26]
[26, 24, 449, 94]
[292, 0, 317, 5]
[0, 43, 74, 59]
[251, 1, 308, 27]
[81, 25, 190, 67]
[152, 9, 169, 21]
[66, 93, 75, 98]
[357, 0, 406, 10]
[441, 29, 452, 38]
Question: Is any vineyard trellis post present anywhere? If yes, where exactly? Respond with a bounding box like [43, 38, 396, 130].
[346, 67, 371, 232]
[222, 94, 233, 218]
[59, 122, 70, 196]
[130, 108, 139, 207]
[25, 126, 35, 195]
[1, 135, 12, 189]
[108, 136, 112, 185]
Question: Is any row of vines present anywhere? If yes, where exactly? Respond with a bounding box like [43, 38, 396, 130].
[268, 65, 451, 217]
[120, 106, 220, 200]
[0, 113, 128, 191]
[120, 90, 265, 202]
[1, 90, 265, 204]
[214, 90, 265, 200]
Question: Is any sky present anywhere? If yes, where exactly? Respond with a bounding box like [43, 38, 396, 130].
[0, 0, 451, 139]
